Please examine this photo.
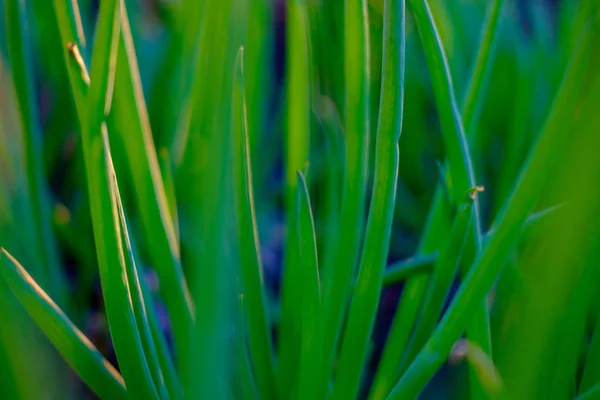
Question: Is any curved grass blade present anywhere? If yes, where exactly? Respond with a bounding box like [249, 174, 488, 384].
[296, 171, 322, 400]
[377, 0, 501, 392]
[577, 383, 600, 400]
[177, 1, 236, 397]
[5, 0, 65, 305]
[231, 47, 276, 400]
[329, 1, 405, 398]
[462, 0, 506, 137]
[580, 316, 600, 394]
[113, 184, 169, 399]
[370, 202, 472, 399]
[387, 21, 599, 400]
[314, 0, 371, 395]
[0, 249, 127, 400]
[278, 0, 311, 395]
[158, 148, 180, 246]
[81, 0, 159, 396]
[382, 254, 436, 287]
[111, 2, 194, 363]
[449, 340, 505, 399]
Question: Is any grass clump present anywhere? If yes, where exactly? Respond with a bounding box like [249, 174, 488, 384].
[1, 0, 600, 399]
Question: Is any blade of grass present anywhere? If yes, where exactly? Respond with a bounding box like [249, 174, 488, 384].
[0, 249, 127, 400]
[577, 383, 600, 400]
[158, 148, 180, 245]
[371, 202, 472, 399]
[278, 0, 311, 395]
[296, 171, 322, 400]
[177, 1, 236, 397]
[111, 1, 194, 364]
[231, 47, 276, 400]
[314, 0, 371, 395]
[376, 0, 504, 394]
[113, 188, 169, 399]
[382, 254, 436, 286]
[387, 21, 599, 399]
[580, 315, 600, 394]
[449, 340, 505, 399]
[461, 0, 506, 137]
[5, 0, 65, 305]
[329, 1, 405, 398]
[81, 0, 159, 396]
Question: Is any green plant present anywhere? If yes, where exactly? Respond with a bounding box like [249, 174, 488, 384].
[1, 0, 600, 399]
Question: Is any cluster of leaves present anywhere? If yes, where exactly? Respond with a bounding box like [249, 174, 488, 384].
[0, 0, 600, 399]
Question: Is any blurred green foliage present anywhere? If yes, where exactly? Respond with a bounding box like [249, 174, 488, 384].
[0, 0, 599, 399]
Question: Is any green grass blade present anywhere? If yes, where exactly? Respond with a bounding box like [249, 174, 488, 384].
[577, 383, 600, 400]
[450, 340, 505, 399]
[111, 1, 194, 363]
[0, 249, 127, 400]
[296, 171, 322, 400]
[278, 0, 311, 395]
[114, 198, 169, 399]
[4, 0, 65, 305]
[158, 148, 180, 246]
[387, 21, 599, 399]
[81, 0, 159, 397]
[382, 254, 436, 286]
[580, 316, 600, 394]
[461, 0, 505, 137]
[329, 1, 405, 398]
[232, 47, 276, 400]
[370, 202, 472, 399]
[177, 1, 236, 397]
[53, 0, 89, 136]
[378, 0, 499, 391]
[315, 0, 370, 395]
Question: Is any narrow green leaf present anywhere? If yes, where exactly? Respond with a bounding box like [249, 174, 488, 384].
[462, 0, 506, 137]
[231, 47, 276, 400]
[580, 316, 600, 394]
[80, 0, 160, 396]
[113, 190, 169, 399]
[315, 0, 371, 395]
[371, 202, 472, 399]
[111, 2, 194, 363]
[296, 171, 322, 400]
[388, 21, 599, 399]
[330, 1, 405, 398]
[0, 249, 127, 400]
[5, 0, 65, 305]
[278, 0, 311, 395]
[449, 340, 505, 399]
[379, 0, 502, 392]
[382, 254, 436, 286]
[577, 383, 600, 400]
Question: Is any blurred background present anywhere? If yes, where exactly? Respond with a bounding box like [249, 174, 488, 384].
[0, 0, 597, 399]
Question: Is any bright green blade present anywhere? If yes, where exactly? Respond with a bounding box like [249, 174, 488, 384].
[371, 202, 472, 399]
[110, 1, 194, 363]
[388, 20, 600, 399]
[176, 1, 236, 398]
[80, 0, 159, 397]
[581, 316, 600, 394]
[315, 0, 370, 395]
[0, 249, 127, 400]
[278, 0, 311, 395]
[296, 171, 322, 400]
[231, 47, 276, 400]
[330, 0, 405, 398]
[113, 192, 169, 399]
[380, 0, 503, 392]
[4, 0, 65, 305]
[382, 254, 436, 287]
